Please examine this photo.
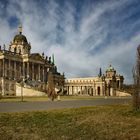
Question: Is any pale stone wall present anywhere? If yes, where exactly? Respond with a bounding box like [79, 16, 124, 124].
[65, 76, 130, 97]
[116, 90, 131, 97]
[65, 77, 104, 96]
[16, 84, 46, 96]
[0, 78, 16, 96]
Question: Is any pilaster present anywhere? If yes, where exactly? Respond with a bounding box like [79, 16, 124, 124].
[14, 61, 16, 79]
[38, 64, 40, 81]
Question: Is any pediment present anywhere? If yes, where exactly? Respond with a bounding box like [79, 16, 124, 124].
[29, 53, 44, 61]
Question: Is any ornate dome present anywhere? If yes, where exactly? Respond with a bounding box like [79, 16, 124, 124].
[13, 34, 28, 43]
[106, 65, 116, 72]
[9, 25, 31, 55]
[13, 24, 28, 43]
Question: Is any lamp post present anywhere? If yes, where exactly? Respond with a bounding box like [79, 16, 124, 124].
[21, 76, 24, 102]
[20, 75, 29, 102]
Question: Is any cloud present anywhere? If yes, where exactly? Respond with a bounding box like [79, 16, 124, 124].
[0, 0, 140, 84]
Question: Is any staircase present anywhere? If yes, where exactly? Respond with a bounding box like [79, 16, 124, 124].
[16, 83, 46, 96]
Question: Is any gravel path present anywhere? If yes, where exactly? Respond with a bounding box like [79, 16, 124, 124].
[0, 98, 131, 113]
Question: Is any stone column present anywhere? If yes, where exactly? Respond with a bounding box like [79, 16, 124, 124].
[95, 86, 97, 96]
[67, 86, 69, 95]
[3, 58, 5, 77]
[91, 86, 93, 95]
[78, 86, 81, 94]
[100, 85, 103, 96]
[93, 82, 96, 96]
[77, 86, 79, 94]
[102, 84, 105, 96]
[42, 66, 44, 82]
[19, 62, 21, 78]
[38, 64, 40, 81]
[8, 59, 11, 79]
[80, 86, 82, 95]
[119, 80, 121, 89]
[5, 59, 7, 77]
[32, 63, 34, 80]
[72, 86, 73, 95]
[69, 86, 72, 95]
[29, 62, 32, 79]
[68, 86, 71, 95]
[74, 86, 77, 95]
[90, 86, 92, 95]
[2, 58, 5, 95]
[87, 86, 89, 95]
[1, 78, 5, 96]
[27, 62, 29, 78]
[22, 62, 25, 77]
[73, 86, 75, 95]
[9, 83, 11, 95]
[85, 86, 87, 95]
[76, 86, 78, 95]
[14, 61, 16, 79]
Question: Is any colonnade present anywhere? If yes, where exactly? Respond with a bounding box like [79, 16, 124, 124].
[65, 85, 104, 96]
[0, 58, 49, 83]
[26, 62, 47, 82]
[0, 58, 50, 96]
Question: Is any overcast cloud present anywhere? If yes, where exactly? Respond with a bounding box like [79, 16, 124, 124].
[0, 0, 140, 84]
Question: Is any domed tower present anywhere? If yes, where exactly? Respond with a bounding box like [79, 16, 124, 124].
[106, 65, 116, 78]
[9, 25, 31, 55]
[105, 65, 117, 96]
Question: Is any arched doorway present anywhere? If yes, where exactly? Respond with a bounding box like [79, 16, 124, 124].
[117, 80, 119, 88]
[91, 88, 93, 96]
[97, 86, 100, 95]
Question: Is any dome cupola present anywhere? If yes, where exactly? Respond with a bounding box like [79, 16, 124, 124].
[9, 24, 31, 55]
[106, 65, 116, 72]
[13, 34, 28, 43]
[13, 24, 28, 44]
[106, 65, 116, 78]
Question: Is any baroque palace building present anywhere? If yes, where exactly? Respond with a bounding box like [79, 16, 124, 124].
[0, 25, 65, 96]
[65, 65, 124, 96]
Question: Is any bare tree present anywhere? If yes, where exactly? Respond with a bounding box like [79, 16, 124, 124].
[132, 46, 140, 111]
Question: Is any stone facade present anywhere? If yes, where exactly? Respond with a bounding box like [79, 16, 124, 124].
[65, 77, 105, 96]
[65, 65, 124, 96]
[0, 25, 65, 96]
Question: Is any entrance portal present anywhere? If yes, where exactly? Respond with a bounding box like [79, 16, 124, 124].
[97, 86, 100, 95]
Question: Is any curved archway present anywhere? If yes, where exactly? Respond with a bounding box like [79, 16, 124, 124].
[97, 86, 100, 95]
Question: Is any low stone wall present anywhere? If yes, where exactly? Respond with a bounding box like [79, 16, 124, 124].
[116, 90, 131, 97]
[16, 84, 46, 96]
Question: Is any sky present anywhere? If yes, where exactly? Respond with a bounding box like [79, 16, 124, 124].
[0, 0, 140, 84]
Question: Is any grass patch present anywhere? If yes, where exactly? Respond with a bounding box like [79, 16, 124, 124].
[0, 105, 140, 140]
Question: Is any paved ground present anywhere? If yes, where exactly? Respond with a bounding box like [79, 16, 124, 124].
[0, 98, 131, 113]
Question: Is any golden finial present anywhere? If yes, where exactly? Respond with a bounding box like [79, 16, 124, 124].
[18, 24, 22, 34]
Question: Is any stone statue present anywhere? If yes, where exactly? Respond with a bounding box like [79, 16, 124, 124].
[49, 57, 51, 63]
[45, 56, 48, 60]
[42, 52, 44, 58]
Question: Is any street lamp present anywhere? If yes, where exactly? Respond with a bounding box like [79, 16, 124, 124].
[20, 75, 29, 102]
[21, 76, 24, 102]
